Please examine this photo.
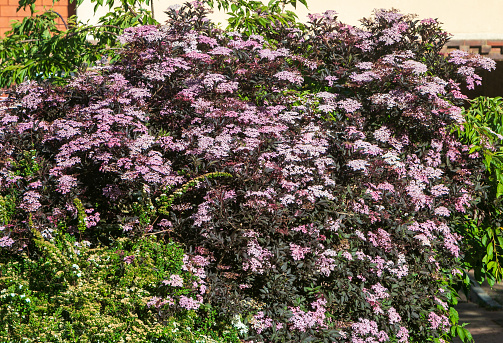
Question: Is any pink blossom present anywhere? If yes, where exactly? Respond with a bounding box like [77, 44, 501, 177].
[216, 81, 239, 93]
[373, 126, 392, 143]
[259, 48, 289, 60]
[368, 228, 392, 252]
[428, 312, 449, 331]
[56, 175, 78, 194]
[123, 255, 135, 264]
[356, 62, 373, 70]
[288, 297, 327, 332]
[402, 60, 427, 74]
[242, 239, 273, 274]
[316, 250, 337, 276]
[354, 139, 383, 155]
[20, 191, 42, 212]
[0, 236, 15, 248]
[147, 296, 164, 308]
[178, 295, 202, 310]
[434, 206, 451, 217]
[337, 99, 362, 113]
[1, 114, 18, 124]
[421, 18, 437, 25]
[397, 326, 409, 342]
[348, 159, 369, 172]
[431, 184, 449, 197]
[388, 307, 402, 324]
[376, 182, 395, 192]
[350, 71, 379, 83]
[290, 243, 311, 260]
[325, 75, 339, 86]
[28, 181, 42, 188]
[414, 233, 431, 246]
[455, 192, 472, 212]
[374, 8, 403, 23]
[379, 22, 407, 45]
[250, 311, 273, 334]
[208, 46, 233, 55]
[163, 274, 184, 287]
[406, 180, 432, 210]
[273, 71, 303, 85]
[86, 212, 100, 228]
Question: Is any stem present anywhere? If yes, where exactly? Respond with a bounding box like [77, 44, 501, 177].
[48, 10, 68, 30]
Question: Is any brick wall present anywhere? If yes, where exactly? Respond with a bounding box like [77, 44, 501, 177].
[441, 39, 503, 61]
[0, 0, 74, 36]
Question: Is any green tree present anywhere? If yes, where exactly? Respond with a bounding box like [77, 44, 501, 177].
[0, 0, 157, 87]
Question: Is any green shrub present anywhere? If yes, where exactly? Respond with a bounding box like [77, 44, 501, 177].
[0, 233, 240, 342]
[455, 96, 503, 286]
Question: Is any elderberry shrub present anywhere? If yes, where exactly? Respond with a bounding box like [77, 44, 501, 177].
[0, 2, 496, 342]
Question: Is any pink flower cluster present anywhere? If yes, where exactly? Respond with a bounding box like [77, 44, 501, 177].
[288, 297, 327, 332]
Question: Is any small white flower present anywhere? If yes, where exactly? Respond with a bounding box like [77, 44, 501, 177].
[232, 314, 249, 335]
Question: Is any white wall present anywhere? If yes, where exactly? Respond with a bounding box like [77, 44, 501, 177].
[76, 0, 503, 40]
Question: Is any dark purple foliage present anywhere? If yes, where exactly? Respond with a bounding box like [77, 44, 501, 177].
[0, 3, 496, 342]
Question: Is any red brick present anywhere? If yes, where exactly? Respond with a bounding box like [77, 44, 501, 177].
[1, 6, 24, 16]
[0, 15, 12, 27]
[465, 39, 484, 46]
[44, 0, 67, 5]
[52, 5, 67, 16]
[7, 15, 21, 23]
[487, 40, 503, 47]
[447, 39, 463, 45]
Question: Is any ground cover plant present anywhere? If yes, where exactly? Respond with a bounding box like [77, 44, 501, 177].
[0, 2, 498, 342]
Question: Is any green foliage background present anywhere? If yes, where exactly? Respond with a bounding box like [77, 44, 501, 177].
[455, 97, 503, 287]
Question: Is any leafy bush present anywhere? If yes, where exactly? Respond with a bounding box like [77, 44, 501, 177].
[0, 233, 241, 342]
[0, 2, 497, 342]
[208, 0, 308, 36]
[455, 97, 503, 286]
[0, 0, 157, 87]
